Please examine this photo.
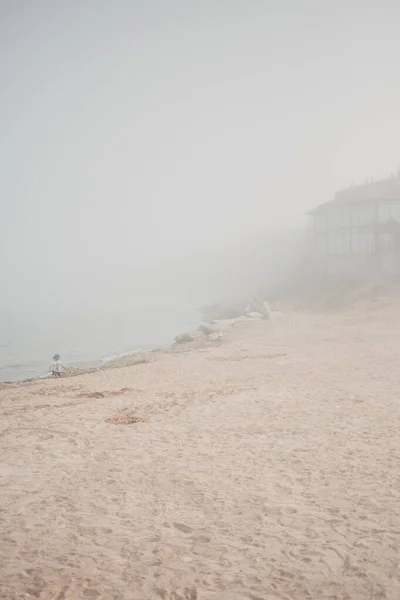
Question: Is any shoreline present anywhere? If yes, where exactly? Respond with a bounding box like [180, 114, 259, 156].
[0, 299, 281, 384]
[0, 321, 225, 387]
[0, 303, 202, 385]
[1, 312, 264, 386]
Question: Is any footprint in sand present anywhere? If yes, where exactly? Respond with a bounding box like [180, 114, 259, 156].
[173, 523, 193, 534]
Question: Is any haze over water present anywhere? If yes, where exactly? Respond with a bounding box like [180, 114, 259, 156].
[2, 1, 400, 379]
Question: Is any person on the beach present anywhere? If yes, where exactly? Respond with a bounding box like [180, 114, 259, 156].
[50, 354, 65, 378]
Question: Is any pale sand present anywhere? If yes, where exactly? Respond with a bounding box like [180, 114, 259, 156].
[1, 305, 400, 599]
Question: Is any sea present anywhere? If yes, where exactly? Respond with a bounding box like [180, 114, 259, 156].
[0, 302, 200, 382]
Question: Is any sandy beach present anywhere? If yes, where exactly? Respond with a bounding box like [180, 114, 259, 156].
[1, 301, 400, 599]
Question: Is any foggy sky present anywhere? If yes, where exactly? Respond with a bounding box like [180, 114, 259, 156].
[2, 0, 400, 308]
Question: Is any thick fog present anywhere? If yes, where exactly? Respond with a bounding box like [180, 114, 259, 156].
[2, 0, 400, 311]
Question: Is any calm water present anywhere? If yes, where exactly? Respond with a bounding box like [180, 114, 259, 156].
[0, 303, 199, 382]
